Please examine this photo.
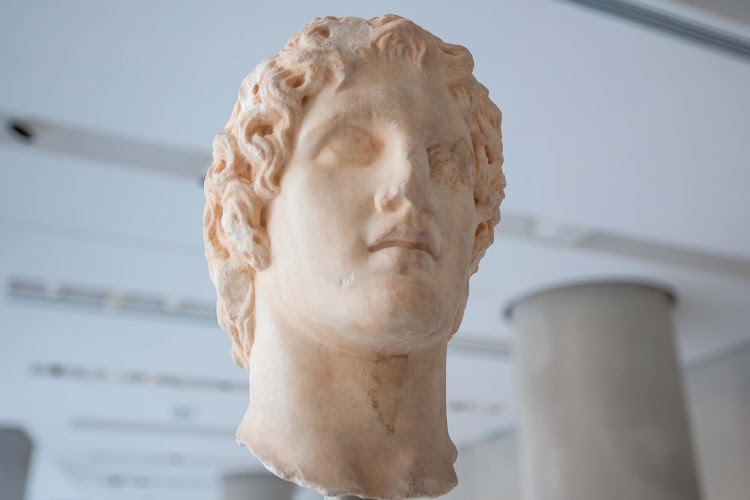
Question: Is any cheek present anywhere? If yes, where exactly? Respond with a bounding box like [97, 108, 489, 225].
[270, 166, 371, 271]
[434, 190, 477, 293]
[438, 190, 477, 257]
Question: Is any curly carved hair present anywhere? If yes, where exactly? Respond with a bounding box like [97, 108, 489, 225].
[204, 14, 505, 370]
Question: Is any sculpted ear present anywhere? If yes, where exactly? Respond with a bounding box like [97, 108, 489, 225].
[220, 185, 271, 271]
[469, 219, 494, 270]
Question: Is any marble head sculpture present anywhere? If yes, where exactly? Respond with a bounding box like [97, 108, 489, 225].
[204, 14, 505, 499]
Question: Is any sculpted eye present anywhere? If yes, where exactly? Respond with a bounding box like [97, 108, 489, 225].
[318, 127, 379, 167]
[428, 140, 475, 189]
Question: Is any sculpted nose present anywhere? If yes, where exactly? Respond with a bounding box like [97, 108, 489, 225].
[374, 147, 435, 218]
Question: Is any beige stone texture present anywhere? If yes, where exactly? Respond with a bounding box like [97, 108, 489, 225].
[203, 14, 505, 500]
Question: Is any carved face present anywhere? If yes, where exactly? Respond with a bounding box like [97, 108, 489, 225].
[255, 60, 479, 353]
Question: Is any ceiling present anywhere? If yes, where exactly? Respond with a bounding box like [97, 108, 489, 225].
[1, 1, 749, 499]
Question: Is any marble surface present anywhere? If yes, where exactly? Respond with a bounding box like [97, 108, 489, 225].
[203, 14, 504, 499]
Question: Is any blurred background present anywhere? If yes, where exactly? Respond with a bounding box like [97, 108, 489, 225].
[0, 1, 748, 499]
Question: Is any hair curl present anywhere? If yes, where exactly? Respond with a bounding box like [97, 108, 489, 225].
[204, 15, 505, 370]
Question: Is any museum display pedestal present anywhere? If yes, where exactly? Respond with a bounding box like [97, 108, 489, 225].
[0, 428, 33, 500]
[222, 472, 295, 500]
[508, 282, 701, 500]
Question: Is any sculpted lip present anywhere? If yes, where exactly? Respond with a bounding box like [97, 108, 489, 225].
[367, 239, 437, 260]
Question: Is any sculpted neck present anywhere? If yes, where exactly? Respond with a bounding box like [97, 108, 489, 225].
[236, 306, 458, 499]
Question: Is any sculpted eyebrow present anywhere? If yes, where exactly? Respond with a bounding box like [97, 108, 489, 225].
[428, 136, 473, 157]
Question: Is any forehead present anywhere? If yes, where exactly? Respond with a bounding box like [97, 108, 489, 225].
[297, 60, 469, 146]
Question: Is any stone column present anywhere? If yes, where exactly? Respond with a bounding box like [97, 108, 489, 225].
[687, 343, 750, 500]
[506, 282, 701, 500]
[0, 428, 33, 500]
[222, 472, 295, 500]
